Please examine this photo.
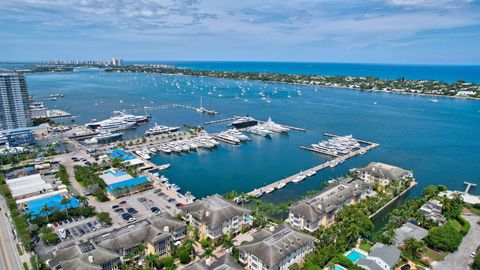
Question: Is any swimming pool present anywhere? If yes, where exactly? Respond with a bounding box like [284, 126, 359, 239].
[334, 264, 347, 270]
[345, 249, 366, 263]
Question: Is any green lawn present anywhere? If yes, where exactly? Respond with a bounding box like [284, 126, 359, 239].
[359, 242, 372, 252]
[423, 247, 447, 261]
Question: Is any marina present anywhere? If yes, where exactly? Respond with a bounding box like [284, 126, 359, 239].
[235, 134, 380, 201]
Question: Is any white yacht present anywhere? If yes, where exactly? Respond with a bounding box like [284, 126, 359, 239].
[135, 149, 151, 160]
[260, 117, 289, 133]
[84, 132, 123, 144]
[144, 123, 180, 136]
[292, 171, 306, 183]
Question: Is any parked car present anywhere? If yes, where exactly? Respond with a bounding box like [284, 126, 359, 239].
[175, 203, 185, 207]
[53, 222, 59, 228]
[114, 208, 124, 213]
[119, 201, 127, 205]
[127, 208, 137, 214]
[86, 222, 95, 231]
[32, 235, 40, 244]
[138, 197, 147, 203]
[112, 205, 119, 209]
[150, 207, 160, 213]
[77, 227, 85, 235]
[58, 228, 67, 239]
[167, 198, 176, 203]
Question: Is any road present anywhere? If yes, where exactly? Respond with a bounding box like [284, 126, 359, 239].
[0, 198, 23, 270]
[432, 214, 480, 270]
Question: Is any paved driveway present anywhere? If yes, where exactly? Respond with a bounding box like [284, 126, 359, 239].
[432, 214, 480, 270]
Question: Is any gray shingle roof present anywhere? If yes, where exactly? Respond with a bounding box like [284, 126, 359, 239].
[183, 254, 243, 270]
[359, 162, 411, 182]
[98, 225, 167, 251]
[50, 242, 120, 269]
[369, 243, 400, 268]
[238, 224, 316, 268]
[148, 215, 187, 231]
[394, 222, 428, 246]
[181, 194, 250, 229]
[356, 258, 384, 270]
[289, 179, 370, 222]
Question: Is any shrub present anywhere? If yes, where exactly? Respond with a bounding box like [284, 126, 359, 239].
[473, 252, 480, 270]
[426, 222, 462, 252]
[177, 248, 191, 264]
[96, 212, 112, 226]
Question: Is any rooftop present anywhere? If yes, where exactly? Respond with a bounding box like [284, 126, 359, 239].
[108, 148, 135, 161]
[359, 162, 412, 182]
[105, 175, 150, 195]
[289, 178, 371, 222]
[238, 224, 316, 268]
[394, 222, 428, 246]
[181, 194, 250, 229]
[6, 174, 53, 198]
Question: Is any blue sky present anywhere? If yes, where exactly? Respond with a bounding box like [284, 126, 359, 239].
[1, 0, 479, 64]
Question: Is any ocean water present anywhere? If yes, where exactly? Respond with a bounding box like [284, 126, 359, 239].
[24, 67, 480, 202]
[135, 61, 480, 83]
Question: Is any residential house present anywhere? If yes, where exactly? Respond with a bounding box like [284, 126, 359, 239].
[394, 222, 428, 246]
[357, 243, 400, 270]
[181, 194, 252, 241]
[287, 178, 371, 231]
[238, 224, 316, 270]
[419, 199, 446, 225]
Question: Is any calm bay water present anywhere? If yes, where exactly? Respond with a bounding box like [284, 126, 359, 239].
[23, 66, 480, 202]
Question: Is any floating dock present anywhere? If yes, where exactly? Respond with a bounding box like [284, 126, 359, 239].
[235, 134, 379, 201]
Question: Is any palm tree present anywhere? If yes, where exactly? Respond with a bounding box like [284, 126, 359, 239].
[403, 238, 424, 259]
[60, 197, 71, 217]
[40, 204, 53, 223]
[77, 196, 88, 207]
[144, 254, 159, 268]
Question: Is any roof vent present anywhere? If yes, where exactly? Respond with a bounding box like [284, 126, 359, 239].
[163, 226, 169, 232]
[269, 226, 275, 232]
[88, 255, 94, 263]
[205, 211, 210, 217]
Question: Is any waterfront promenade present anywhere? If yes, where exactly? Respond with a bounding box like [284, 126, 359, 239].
[236, 135, 379, 201]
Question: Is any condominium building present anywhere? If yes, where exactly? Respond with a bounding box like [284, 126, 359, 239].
[357, 162, 413, 186]
[238, 224, 316, 270]
[0, 71, 32, 130]
[181, 194, 252, 241]
[287, 178, 371, 232]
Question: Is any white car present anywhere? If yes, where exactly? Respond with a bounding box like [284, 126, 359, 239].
[58, 228, 67, 239]
[471, 252, 476, 258]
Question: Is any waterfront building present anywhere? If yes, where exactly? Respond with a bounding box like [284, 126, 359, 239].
[49, 216, 186, 270]
[238, 224, 316, 270]
[287, 178, 371, 232]
[419, 199, 446, 225]
[356, 162, 413, 186]
[394, 222, 428, 246]
[183, 254, 243, 270]
[0, 126, 46, 147]
[0, 71, 32, 130]
[111, 58, 124, 66]
[356, 243, 400, 270]
[181, 194, 252, 241]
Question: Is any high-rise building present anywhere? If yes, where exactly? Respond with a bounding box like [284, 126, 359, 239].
[111, 57, 124, 66]
[0, 71, 32, 130]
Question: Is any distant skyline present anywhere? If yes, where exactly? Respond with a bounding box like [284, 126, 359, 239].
[1, 0, 479, 64]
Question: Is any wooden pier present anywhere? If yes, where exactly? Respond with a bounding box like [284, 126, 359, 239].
[235, 134, 379, 201]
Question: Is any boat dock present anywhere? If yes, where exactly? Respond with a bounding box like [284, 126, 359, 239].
[299, 146, 339, 157]
[235, 134, 379, 201]
[173, 104, 220, 115]
[211, 134, 240, 145]
[204, 116, 241, 125]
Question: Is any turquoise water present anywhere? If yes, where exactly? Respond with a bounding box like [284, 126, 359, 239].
[23, 68, 480, 202]
[138, 61, 480, 83]
[345, 250, 366, 263]
[334, 265, 347, 270]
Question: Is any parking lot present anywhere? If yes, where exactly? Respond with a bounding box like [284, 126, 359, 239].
[95, 188, 181, 227]
[47, 215, 109, 244]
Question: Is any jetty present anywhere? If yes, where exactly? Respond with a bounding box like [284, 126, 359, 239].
[235, 134, 379, 201]
[173, 104, 220, 115]
[118, 104, 171, 113]
[204, 116, 241, 125]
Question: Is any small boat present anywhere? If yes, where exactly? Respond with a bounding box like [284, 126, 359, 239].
[305, 170, 316, 177]
[277, 182, 286, 189]
[157, 163, 171, 171]
[430, 99, 439, 103]
[265, 188, 274, 194]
